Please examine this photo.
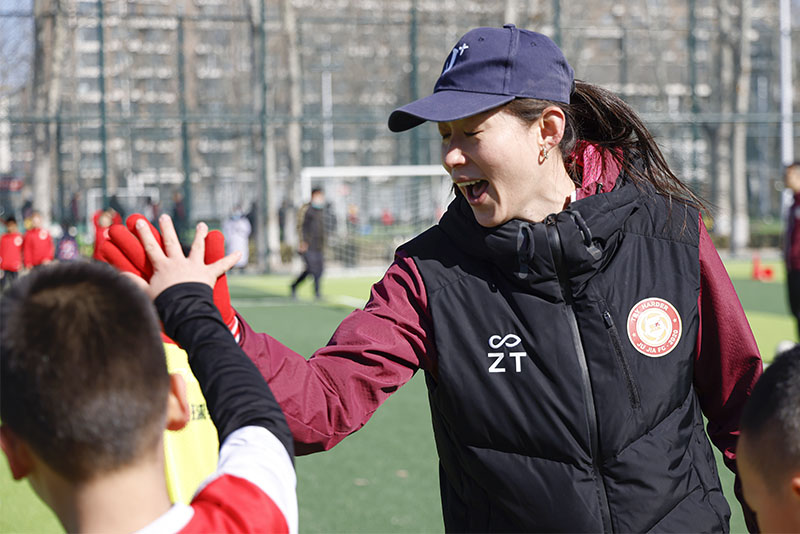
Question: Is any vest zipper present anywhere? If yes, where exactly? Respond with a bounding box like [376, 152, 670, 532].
[602, 310, 642, 410]
[545, 214, 613, 533]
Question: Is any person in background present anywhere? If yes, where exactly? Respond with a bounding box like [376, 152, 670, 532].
[222, 209, 252, 272]
[56, 223, 80, 262]
[143, 196, 161, 226]
[109, 194, 126, 220]
[737, 347, 800, 532]
[784, 162, 800, 339]
[381, 208, 395, 227]
[22, 211, 54, 269]
[171, 190, 188, 246]
[68, 191, 82, 227]
[0, 217, 23, 290]
[290, 188, 326, 300]
[92, 208, 121, 262]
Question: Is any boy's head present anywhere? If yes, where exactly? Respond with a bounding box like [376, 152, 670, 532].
[4, 216, 17, 233]
[0, 262, 176, 487]
[310, 188, 325, 209]
[785, 162, 800, 193]
[29, 211, 42, 228]
[738, 348, 800, 532]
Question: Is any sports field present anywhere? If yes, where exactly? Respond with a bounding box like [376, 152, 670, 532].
[0, 258, 791, 533]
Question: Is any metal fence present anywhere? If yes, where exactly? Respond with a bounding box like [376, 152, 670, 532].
[0, 0, 798, 268]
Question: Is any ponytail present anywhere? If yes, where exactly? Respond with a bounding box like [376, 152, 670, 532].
[505, 81, 705, 213]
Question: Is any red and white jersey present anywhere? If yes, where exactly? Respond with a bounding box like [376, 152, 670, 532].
[137, 426, 297, 534]
[22, 228, 54, 267]
[0, 232, 23, 271]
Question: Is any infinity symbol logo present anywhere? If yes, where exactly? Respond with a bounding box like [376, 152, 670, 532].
[488, 334, 522, 349]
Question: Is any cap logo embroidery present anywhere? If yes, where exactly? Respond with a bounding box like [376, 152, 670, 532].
[626, 297, 682, 358]
[442, 43, 470, 75]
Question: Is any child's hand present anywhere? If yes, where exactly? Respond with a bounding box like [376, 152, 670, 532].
[132, 214, 241, 300]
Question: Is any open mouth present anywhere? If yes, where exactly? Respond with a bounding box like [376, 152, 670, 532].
[458, 179, 489, 202]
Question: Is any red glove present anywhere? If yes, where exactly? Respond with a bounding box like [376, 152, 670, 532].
[99, 213, 240, 341]
[99, 214, 163, 278]
[204, 229, 240, 342]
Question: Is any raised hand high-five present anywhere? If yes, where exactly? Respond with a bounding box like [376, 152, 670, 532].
[130, 214, 240, 300]
[99, 213, 243, 341]
[99, 214, 164, 278]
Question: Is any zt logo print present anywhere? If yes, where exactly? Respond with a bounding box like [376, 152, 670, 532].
[626, 298, 682, 357]
[487, 334, 527, 373]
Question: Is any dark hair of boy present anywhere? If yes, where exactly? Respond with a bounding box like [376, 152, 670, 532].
[0, 261, 168, 481]
[740, 347, 800, 485]
[5, 216, 16, 225]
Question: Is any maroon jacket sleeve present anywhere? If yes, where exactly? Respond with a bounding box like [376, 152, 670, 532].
[694, 216, 762, 532]
[238, 252, 436, 455]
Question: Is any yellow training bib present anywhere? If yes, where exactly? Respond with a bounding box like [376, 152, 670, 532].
[163, 342, 219, 503]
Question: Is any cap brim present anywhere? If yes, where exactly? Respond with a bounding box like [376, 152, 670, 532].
[388, 91, 515, 132]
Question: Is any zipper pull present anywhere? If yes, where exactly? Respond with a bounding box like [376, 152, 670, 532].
[545, 213, 557, 225]
[602, 311, 613, 328]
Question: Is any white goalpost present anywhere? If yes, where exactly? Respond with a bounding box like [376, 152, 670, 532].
[298, 165, 453, 268]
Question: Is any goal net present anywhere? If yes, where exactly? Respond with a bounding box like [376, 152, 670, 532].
[298, 165, 453, 268]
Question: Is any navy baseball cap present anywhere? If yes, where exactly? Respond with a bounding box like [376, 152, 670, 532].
[388, 24, 575, 132]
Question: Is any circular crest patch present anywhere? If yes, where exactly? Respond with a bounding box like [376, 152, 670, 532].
[626, 297, 682, 358]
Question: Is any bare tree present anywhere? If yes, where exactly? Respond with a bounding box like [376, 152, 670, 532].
[0, 4, 34, 96]
[281, 0, 302, 246]
[731, 0, 751, 252]
[713, 0, 735, 242]
[32, 0, 66, 224]
[246, 0, 281, 270]
[713, 0, 752, 251]
[504, 0, 519, 24]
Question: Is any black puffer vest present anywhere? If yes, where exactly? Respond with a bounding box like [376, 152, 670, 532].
[400, 181, 730, 532]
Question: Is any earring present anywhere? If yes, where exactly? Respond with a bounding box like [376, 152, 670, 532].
[541, 147, 549, 160]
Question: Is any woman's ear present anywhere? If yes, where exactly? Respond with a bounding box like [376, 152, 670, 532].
[0, 425, 34, 480]
[165, 373, 190, 432]
[539, 105, 567, 151]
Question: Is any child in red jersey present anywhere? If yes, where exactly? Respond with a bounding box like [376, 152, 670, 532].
[92, 207, 122, 260]
[21, 211, 54, 268]
[0, 217, 23, 291]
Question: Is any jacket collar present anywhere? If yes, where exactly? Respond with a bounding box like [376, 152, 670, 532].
[438, 178, 646, 286]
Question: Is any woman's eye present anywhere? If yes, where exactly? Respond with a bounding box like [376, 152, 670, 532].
[464, 131, 479, 137]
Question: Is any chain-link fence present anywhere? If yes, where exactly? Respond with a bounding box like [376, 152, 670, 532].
[1, 0, 798, 268]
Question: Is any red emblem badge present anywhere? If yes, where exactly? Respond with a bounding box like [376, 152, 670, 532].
[626, 297, 682, 358]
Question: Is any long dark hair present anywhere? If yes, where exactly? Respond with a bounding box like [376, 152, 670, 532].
[504, 80, 705, 212]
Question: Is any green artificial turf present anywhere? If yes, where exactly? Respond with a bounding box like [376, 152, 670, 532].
[0, 259, 789, 533]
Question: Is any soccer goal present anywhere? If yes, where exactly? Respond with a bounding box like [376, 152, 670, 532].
[299, 165, 453, 268]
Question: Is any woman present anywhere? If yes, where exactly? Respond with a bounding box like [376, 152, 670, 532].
[109, 25, 762, 532]
[236, 25, 762, 532]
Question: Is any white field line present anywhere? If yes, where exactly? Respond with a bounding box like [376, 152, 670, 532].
[232, 295, 366, 309]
